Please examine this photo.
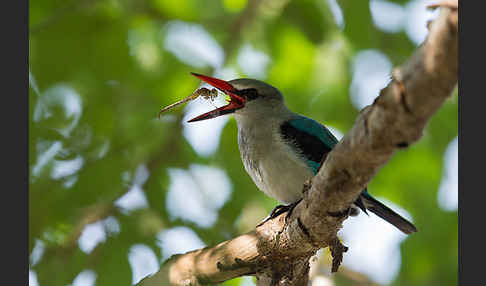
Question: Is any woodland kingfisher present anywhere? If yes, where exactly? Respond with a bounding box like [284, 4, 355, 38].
[187, 73, 417, 234]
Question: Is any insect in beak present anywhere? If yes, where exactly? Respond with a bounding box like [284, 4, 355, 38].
[187, 73, 246, 122]
[157, 87, 218, 119]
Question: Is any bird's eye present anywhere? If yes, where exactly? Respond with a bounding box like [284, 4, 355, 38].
[244, 88, 259, 101]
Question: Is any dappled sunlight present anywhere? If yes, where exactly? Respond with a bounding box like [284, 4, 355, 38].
[165, 167, 215, 226]
[405, 0, 439, 45]
[115, 165, 151, 213]
[438, 137, 458, 211]
[157, 226, 206, 261]
[326, 0, 344, 29]
[30, 239, 45, 267]
[31, 83, 85, 185]
[78, 217, 121, 254]
[32, 140, 62, 178]
[51, 155, 84, 180]
[33, 84, 82, 138]
[50, 152, 85, 189]
[103, 216, 121, 235]
[341, 199, 413, 284]
[370, 0, 407, 33]
[115, 186, 149, 213]
[165, 165, 232, 227]
[78, 221, 107, 254]
[128, 244, 160, 285]
[29, 70, 41, 96]
[29, 270, 39, 286]
[237, 44, 271, 79]
[94, 140, 110, 159]
[350, 50, 392, 110]
[164, 21, 224, 69]
[71, 269, 97, 286]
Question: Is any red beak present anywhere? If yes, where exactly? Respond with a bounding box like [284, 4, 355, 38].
[188, 73, 246, 122]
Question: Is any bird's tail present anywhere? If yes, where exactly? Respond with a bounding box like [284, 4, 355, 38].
[360, 193, 418, 234]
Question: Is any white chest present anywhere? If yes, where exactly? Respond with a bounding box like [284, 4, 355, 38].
[237, 119, 314, 204]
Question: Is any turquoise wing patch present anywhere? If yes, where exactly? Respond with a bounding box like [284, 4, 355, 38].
[285, 115, 340, 174]
[288, 116, 339, 150]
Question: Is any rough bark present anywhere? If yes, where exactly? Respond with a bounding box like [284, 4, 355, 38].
[138, 3, 458, 286]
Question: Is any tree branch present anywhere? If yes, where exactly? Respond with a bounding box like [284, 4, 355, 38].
[138, 3, 458, 285]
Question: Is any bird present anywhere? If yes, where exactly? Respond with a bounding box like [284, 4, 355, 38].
[187, 72, 417, 234]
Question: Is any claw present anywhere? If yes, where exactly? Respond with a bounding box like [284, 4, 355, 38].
[256, 199, 303, 227]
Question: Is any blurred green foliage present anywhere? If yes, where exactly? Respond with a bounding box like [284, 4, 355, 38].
[29, 0, 457, 285]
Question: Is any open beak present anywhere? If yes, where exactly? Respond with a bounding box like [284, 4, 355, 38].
[187, 73, 246, 122]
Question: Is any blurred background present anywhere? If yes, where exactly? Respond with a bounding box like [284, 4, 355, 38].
[29, 0, 457, 285]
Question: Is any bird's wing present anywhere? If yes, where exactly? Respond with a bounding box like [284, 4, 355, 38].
[281, 116, 417, 234]
[280, 115, 338, 174]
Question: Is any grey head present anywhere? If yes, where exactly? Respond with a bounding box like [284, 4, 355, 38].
[228, 78, 284, 102]
[228, 78, 287, 118]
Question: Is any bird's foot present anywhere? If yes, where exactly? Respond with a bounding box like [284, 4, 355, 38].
[327, 206, 359, 218]
[256, 199, 302, 227]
